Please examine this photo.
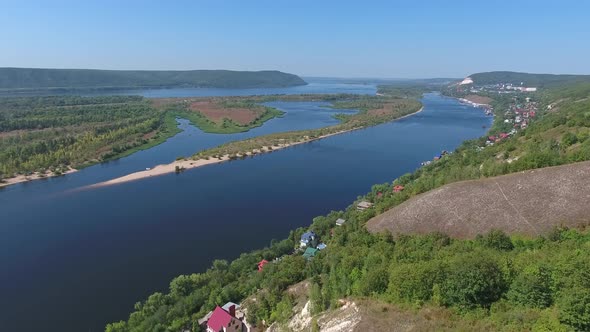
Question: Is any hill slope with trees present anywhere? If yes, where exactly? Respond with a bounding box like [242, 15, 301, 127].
[106, 80, 590, 332]
[0, 68, 307, 90]
[468, 71, 590, 87]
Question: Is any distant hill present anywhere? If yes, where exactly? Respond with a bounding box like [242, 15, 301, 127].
[367, 160, 590, 238]
[468, 71, 590, 87]
[0, 68, 307, 90]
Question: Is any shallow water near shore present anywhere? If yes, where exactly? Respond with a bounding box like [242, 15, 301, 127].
[0, 92, 491, 332]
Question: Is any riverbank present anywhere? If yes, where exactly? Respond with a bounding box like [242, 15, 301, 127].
[0, 168, 77, 188]
[88, 106, 424, 188]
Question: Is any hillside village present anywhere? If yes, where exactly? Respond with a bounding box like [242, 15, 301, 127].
[198, 80, 550, 332]
[107, 73, 590, 332]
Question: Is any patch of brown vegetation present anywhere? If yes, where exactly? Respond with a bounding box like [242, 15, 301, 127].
[367, 103, 394, 116]
[367, 161, 590, 238]
[464, 94, 493, 105]
[142, 130, 157, 140]
[352, 300, 496, 332]
[0, 130, 24, 138]
[190, 101, 258, 125]
[150, 98, 180, 108]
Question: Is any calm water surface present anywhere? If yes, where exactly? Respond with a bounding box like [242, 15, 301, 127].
[0, 92, 491, 332]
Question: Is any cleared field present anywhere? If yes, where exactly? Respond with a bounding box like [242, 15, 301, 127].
[189, 100, 258, 124]
[463, 94, 493, 104]
[367, 160, 590, 238]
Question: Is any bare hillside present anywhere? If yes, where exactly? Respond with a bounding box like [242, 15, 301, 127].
[367, 161, 590, 238]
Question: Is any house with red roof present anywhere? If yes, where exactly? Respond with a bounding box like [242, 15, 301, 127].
[206, 305, 244, 332]
[257, 259, 269, 272]
[393, 185, 404, 193]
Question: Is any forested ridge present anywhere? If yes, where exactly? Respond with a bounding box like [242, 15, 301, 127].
[0, 68, 306, 90]
[106, 81, 590, 332]
[469, 71, 590, 87]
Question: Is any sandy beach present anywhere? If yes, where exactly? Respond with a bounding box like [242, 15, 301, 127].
[87, 128, 358, 188]
[0, 168, 77, 188]
[88, 106, 424, 188]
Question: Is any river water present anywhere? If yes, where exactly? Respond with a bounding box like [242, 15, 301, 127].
[0, 84, 491, 331]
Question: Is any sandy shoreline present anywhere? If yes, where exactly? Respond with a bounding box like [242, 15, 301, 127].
[88, 106, 424, 188]
[0, 169, 77, 188]
[87, 129, 358, 188]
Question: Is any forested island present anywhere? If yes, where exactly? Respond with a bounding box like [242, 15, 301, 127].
[88, 92, 423, 187]
[0, 95, 287, 186]
[0, 68, 307, 92]
[106, 75, 590, 332]
[0, 90, 421, 187]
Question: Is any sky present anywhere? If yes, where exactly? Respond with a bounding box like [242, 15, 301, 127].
[2, 0, 590, 78]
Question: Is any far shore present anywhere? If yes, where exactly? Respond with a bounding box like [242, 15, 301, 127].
[87, 106, 424, 188]
[0, 169, 77, 189]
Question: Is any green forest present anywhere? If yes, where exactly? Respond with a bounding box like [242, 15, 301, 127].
[0, 93, 421, 182]
[0, 68, 306, 90]
[0, 96, 179, 180]
[106, 82, 590, 331]
[189, 96, 421, 160]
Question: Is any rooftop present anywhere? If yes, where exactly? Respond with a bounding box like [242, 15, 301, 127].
[303, 247, 319, 259]
[207, 306, 233, 332]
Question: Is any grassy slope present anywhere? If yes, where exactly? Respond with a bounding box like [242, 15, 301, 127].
[366, 160, 590, 237]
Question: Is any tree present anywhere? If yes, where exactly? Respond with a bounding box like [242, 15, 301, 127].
[358, 266, 389, 296]
[388, 260, 447, 303]
[479, 229, 514, 251]
[507, 266, 553, 308]
[558, 287, 590, 331]
[441, 253, 507, 308]
[562, 132, 578, 147]
[310, 282, 324, 314]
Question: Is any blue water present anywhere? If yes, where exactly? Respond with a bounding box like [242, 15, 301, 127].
[0, 79, 377, 98]
[0, 101, 357, 197]
[0, 92, 491, 332]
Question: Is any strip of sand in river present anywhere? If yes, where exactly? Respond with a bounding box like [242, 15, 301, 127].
[0, 169, 77, 188]
[88, 106, 424, 188]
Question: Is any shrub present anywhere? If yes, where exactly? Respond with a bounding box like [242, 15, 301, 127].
[507, 266, 553, 308]
[557, 287, 590, 331]
[441, 253, 507, 308]
[479, 229, 514, 251]
[388, 260, 446, 303]
[562, 132, 578, 147]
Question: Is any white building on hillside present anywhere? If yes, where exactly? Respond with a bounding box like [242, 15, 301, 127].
[460, 77, 474, 85]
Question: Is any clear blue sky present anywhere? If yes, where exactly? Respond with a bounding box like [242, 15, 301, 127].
[2, 0, 589, 78]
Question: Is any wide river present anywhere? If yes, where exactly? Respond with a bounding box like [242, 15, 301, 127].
[0, 83, 491, 332]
